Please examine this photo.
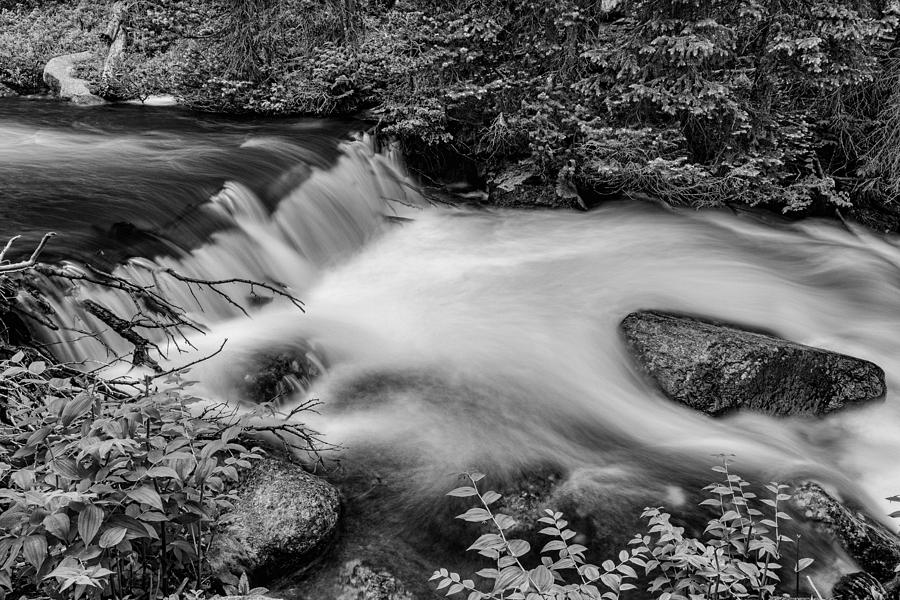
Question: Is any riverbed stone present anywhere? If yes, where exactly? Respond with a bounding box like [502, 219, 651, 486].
[336, 560, 415, 600]
[792, 482, 900, 582]
[208, 457, 341, 583]
[620, 311, 885, 416]
[43, 51, 105, 105]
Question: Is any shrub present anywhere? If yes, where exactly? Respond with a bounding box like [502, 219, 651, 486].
[0, 347, 316, 599]
[432, 457, 814, 600]
[0, 1, 108, 92]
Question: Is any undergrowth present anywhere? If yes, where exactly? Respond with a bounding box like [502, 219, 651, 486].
[0, 348, 317, 599]
[433, 457, 815, 600]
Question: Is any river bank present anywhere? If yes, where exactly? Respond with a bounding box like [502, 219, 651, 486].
[5, 0, 900, 230]
[2, 96, 900, 597]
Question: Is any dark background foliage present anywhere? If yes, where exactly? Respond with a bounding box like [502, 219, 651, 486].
[4, 0, 900, 219]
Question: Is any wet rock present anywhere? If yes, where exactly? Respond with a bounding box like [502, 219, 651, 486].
[792, 482, 900, 582]
[489, 166, 582, 209]
[208, 458, 340, 583]
[239, 346, 326, 404]
[336, 560, 415, 600]
[832, 572, 887, 600]
[0, 84, 16, 97]
[43, 51, 105, 105]
[620, 311, 885, 416]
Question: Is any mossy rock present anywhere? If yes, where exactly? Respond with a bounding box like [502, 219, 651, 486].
[208, 458, 341, 584]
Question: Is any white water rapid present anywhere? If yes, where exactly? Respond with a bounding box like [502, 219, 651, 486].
[7, 100, 900, 592]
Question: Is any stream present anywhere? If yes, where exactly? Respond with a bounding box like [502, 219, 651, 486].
[3, 97, 900, 597]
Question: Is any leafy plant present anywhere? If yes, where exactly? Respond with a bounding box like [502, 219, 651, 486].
[432, 456, 814, 599]
[0, 348, 295, 600]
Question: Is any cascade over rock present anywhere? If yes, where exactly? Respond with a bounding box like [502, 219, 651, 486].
[620, 310, 886, 416]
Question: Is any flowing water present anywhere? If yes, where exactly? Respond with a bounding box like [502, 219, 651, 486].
[3, 97, 900, 596]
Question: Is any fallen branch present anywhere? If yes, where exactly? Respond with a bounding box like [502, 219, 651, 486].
[0, 233, 56, 273]
[83, 300, 162, 372]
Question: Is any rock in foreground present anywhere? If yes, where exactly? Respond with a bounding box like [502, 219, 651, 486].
[620, 311, 885, 416]
[208, 457, 340, 583]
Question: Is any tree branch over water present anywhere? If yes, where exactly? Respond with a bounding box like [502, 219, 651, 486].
[3, 232, 305, 368]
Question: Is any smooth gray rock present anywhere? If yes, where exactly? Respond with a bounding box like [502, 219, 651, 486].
[792, 483, 900, 582]
[620, 311, 885, 416]
[208, 457, 340, 581]
[43, 51, 104, 105]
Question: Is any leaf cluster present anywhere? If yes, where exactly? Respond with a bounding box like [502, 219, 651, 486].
[433, 456, 814, 600]
[0, 351, 266, 600]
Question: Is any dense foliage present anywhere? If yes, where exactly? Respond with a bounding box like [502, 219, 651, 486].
[5, 0, 900, 219]
[0, 350, 274, 600]
[0, 238, 317, 600]
[433, 459, 814, 600]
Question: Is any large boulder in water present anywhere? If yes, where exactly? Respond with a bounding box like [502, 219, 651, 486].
[620, 311, 885, 416]
[791, 482, 900, 583]
[208, 457, 341, 584]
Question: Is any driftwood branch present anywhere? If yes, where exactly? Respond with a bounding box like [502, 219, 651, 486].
[0, 232, 303, 370]
[0, 233, 56, 273]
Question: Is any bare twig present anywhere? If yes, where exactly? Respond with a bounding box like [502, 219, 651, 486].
[0, 233, 56, 273]
[158, 268, 305, 314]
[151, 339, 228, 381]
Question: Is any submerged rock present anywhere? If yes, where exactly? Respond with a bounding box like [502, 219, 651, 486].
[43, 51, 105, 105]
[792, 483, 900, 582]
[336, 560, 415, 600]
[208, 458, 340, 583]
[239, 347, 325, 404]
[620, 311, 885, 416]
